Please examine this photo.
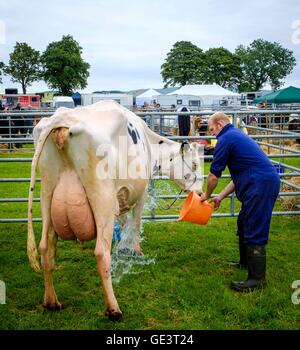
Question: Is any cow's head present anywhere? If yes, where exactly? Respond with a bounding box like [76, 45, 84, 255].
[155, 141, 204, 194]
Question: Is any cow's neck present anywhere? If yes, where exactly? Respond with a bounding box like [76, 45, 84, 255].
[145, 127, 178, 148]
[145, 128, 180, 177]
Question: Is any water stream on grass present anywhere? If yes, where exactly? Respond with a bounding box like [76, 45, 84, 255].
[111, 182, 178, 284]
[111, 215, 156, 284]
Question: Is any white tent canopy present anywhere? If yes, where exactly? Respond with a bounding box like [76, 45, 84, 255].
[167, 84, 239, 96]
[136, 88, 161, 106]
[156, 83, 241, 108]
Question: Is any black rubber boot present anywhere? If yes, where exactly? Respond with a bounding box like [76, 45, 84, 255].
[230, 245, 266, 292]
[228, 236, 247, 269]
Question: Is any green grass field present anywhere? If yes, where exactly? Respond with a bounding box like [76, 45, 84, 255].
[0, 148, 300, 330]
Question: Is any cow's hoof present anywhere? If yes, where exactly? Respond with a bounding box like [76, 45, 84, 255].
[134, 249, 144, 257]
[42, 302, 64, 311]
[105, 310, 123, 322]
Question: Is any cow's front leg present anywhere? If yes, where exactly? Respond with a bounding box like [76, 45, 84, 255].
[40, 227, 62, 310]
[94, 216, 122, 322]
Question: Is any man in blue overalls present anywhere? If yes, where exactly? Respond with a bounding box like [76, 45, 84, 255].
[200, 112, 280, 292]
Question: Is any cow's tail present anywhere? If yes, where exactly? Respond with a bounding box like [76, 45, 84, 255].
[27, 126, 54, 272]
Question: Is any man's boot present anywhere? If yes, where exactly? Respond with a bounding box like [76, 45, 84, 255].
[228, 236, 247, 269]
[230, 245, 266, 292]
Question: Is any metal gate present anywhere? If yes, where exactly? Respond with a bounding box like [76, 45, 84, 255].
[0, 109, 300, 223]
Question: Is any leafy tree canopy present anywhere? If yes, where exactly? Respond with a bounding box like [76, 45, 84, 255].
[161, 41, 206, 87]
[204, 47, 242, 89]
[41, 35, 90, 95]
[4, 42, 41, 94]
[235, 39, 296, 91]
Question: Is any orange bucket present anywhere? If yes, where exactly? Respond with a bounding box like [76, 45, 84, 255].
[178, 191, 213, 225]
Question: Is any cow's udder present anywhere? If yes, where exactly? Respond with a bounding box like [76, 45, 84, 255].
[51, 169, 96, 241]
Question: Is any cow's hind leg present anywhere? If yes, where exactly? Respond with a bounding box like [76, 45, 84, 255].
[38, 178, 62, 310]
[41, 226, 63, 310]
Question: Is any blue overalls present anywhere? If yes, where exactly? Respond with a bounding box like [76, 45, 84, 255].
[210, 124, 280, 245]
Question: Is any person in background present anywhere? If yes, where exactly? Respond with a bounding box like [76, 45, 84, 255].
[200, 112, 280, 292]
[154, 103, 161, 112]
[142, 101, 152, 110]
[142, 101, 153, 126]
[132, 103, 139, 112]
[177, 106, 191, 137]
[14, 102, 21, 110]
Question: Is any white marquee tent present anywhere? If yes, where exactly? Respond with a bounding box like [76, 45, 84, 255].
[136, 88, 161, 107]
[167, 84, 239, 97]
[156, 84, 241, 108]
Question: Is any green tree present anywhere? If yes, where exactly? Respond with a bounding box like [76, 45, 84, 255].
[4, 42, 42, 93]
[161, 41, 206, 87]
[41, 35, 90, 95]
[204, 47, 242, 89]
[236, 39, 296, 92]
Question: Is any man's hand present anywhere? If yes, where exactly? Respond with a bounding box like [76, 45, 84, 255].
[200, 192, 209, 202]
[201, 172, 219, 203]
[209, 195, 221, 210]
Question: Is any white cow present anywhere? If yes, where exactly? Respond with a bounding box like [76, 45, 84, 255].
[27, 100, 203, 321]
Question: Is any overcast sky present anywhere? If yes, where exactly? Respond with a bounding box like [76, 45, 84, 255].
[0, 0, 300, 93]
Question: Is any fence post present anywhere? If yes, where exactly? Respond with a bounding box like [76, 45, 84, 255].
[8, 115, 12, 151]
[150, 114, 154, 131]
[159, 114, 163, 135]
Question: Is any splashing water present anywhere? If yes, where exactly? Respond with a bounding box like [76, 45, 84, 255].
[144, 181, 176, 211]
[111, 216, 155, 284]
[143, 193, 158, 212]
[111, 183, 177, 284]
[156, 181, 175, 196]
